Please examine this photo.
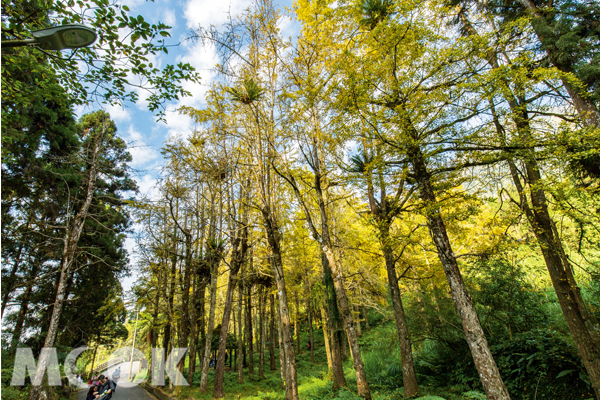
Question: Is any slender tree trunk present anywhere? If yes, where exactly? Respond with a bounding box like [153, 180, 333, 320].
[213, 269, 239, 398]
[362, 307, 370, 331]
[341, 328, 348, 361]
[295, 295, 301, 354]
[354, 305, 362, 337]
[30, 119, 108, 400]
[323, 256, 347, 388]
[238, 279, 244, 383]
[316, 198, 371, 398]
[502, 141, 600, 397]
[200, 256, 219, 393]
[149, 276, 160, 379]
[270, 293, 277, 370]
[407, 139, 510, 400]
[262, 206, 299, 400]
[321, 307, 333, 374]
[168, 202, 194, 394]
[307, 295, 315, 363]
[277, 295, 287, 390]
[88, 341, 99, 380]
[187, 282, 197, 384]
[163, 234, 178, 360]
[246, 284, 254, 375]
[254, 306, 260, 361]
[383, 246, 419, 396]
[197, 281, 206, 373]
[258, 287, 265, 379]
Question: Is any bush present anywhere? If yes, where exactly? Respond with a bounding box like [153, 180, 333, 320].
[414, 339, 477, 391]
[360, 323, 405, 390]
[413, 328, 593, 400]
[492, 330, 593, 400]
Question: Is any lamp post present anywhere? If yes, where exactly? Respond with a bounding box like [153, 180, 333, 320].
[2, 24, 97, 50]
[128, 307, 140, 382]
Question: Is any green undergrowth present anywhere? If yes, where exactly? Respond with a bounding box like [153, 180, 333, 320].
[161, 314, 494, 400]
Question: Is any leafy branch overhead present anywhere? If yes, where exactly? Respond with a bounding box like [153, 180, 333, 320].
[1, 0, 201, 121]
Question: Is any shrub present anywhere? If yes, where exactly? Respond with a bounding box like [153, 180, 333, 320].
[492, 329, 593, 400]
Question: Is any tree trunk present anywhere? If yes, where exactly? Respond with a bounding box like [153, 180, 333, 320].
[295, 294, 301, 354]
[383, 246, 419, 396]
[261, 206, 299, 400]
[322, 256, 347, 388]
[528, 196, 600, 398]
[238, 278, 244, 383]
[213, 269, 239, 398]
[246, 284, 254, 375]
[476, 37, 600, 393]
[307, 295, 315, 363]
[407, 140, 510, 400]
[321, 307, 333, 374]
[314, 164, 371, 399]
[270, 293, 277, 370]
[362, 307, 370, 331]
[88, 342, 99, 379]
[354, 305, 362, 337]
[200, 256, 219, 393]
[500, 81, 600, 400]
[30, 119, 108, 400]
[502, 137, 600, 397]
[322, 246, 370, 398]
[149, 275, 161, 379]
[515, 0, 600, 127]
[258, 287, 265, 379]
[277, 295, 287, 390]
[197, 281, 206, 374]
[341, 327, 348, 361]
[163, 235, 178, 361]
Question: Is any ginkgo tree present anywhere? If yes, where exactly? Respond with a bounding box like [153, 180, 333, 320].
[330, 0, 513, 397]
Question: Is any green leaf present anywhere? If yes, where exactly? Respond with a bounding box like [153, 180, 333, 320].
[122, 4, 129, 11]
[556, 369, 575, 379]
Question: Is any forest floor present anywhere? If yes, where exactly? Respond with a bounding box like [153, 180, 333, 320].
[153, 318, 488, 400]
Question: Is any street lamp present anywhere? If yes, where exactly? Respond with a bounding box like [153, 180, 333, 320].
[2, 24, 97, 50]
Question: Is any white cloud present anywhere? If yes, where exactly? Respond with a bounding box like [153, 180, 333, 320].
[157, 39, 221, 138]
[104, 103, 132, 122]
[183, 0, 252, 29]
[135, 173, 160, 200]
[162, 9, 177, 27]
[125, 126, 160, 168]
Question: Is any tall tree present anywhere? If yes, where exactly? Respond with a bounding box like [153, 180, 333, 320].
[29, 111, 120, 400]
[334, 0, 512, 397]
[348, 150, 419, 396]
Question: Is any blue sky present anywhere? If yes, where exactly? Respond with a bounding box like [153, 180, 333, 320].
[75, 0, 297, 292]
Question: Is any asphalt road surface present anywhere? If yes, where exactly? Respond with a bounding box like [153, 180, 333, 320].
[79, 360, 152, 400]
[77, 384, 154, 400]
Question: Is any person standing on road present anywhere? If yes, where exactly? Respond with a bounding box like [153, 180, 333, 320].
[111, 367, 121, 392]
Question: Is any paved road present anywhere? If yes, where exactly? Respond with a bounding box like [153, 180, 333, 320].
[79, 360, 151, 400]
[77, 384, 154, 400]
